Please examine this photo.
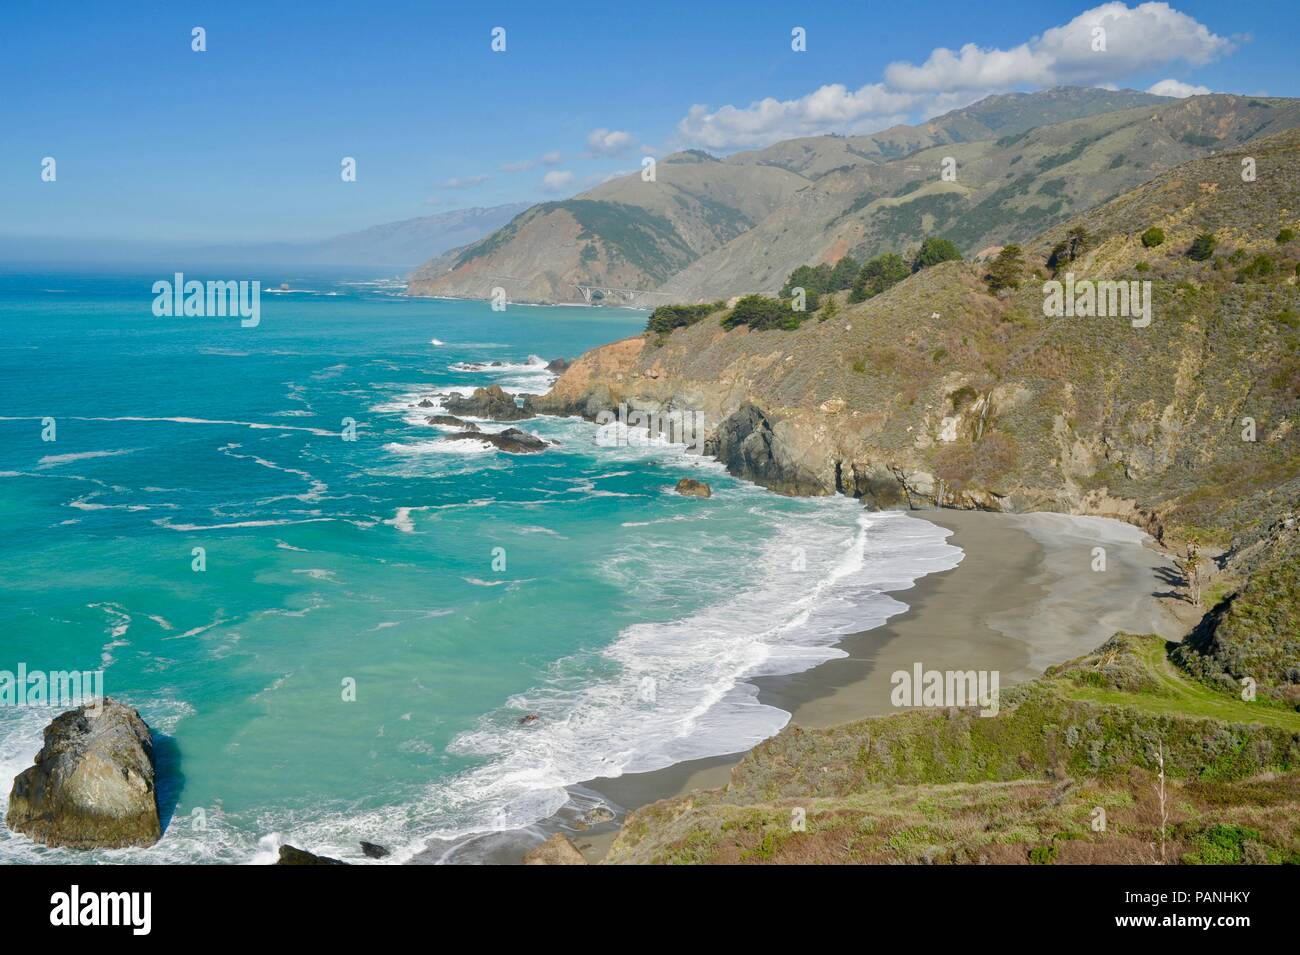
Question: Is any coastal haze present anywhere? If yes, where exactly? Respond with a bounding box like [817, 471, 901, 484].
[2, 0, 1299, 899]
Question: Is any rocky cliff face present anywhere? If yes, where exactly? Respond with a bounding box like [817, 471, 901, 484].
[6, 698, 161, 849]
[538, 131, 1300, 553]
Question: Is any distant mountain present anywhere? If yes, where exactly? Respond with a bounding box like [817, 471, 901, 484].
[0, 204, 530, 270]
[189, 204, 532, 269]
[407, 156, 806, 303]
[408, 89, 1300, 305]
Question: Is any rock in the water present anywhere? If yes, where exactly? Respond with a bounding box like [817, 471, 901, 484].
[445, 428, 549, 454]
[545, 357, 570, 374]
[518, 713, 539, 725]
[6, 698, 161, 849]
[523, 833, 587, 865]
[428, 414, 477, 430]
[416, 398, 435, 408]
[276, 844, 348, 865]
[360, 841, 390, 859]
[442, 384, 534, 421]
[675, 478, 712, 498]
[583, 805, 616, 826]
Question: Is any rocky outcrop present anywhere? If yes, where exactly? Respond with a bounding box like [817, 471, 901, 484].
[522, 833, 587, 865]
[675, 478, 712, 498]
[444, 428, 550, 454]
[442, 384, 534, 421]
[545, 358, 570, 374]
[276, 844, 348, 865]
[6, 698, 161, 849]
[360, 841, 390, 859]
[427, 414, 477, 430]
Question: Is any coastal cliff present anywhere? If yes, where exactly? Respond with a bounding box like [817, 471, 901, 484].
[538, 131, 1300, 556]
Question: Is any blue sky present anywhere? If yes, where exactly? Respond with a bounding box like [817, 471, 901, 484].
[1, 0, 1295, 243]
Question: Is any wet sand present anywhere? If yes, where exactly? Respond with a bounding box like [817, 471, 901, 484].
[572, 509, 1184, 861]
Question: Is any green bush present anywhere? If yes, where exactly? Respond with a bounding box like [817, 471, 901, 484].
[850, 252, 910, 302]
[984, 244, 1025, 293]
[1235, 254, 1277, 283]
[645, 302, 723, 335]
[721, 294, 802, 331]
[1276, 228, 1295, 244]
[1141, 227, 1165, 248]
[1188, 233, 1218, 261]
[912, 237, 963, 273]
[1047, 226, 1090, 272]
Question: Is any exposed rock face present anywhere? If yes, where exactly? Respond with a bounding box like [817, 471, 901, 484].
[6, 698, 161, 849]
[276, 844, 348, 865]
[523, 832, 587, 865]
[444, 427, 550, 454]
[360, 841, 390, 859]
[536, 131, 1300, 548]
[442, 384, 534, 421]
[427, 414, 477, 430]
[675, 478, 712, 498]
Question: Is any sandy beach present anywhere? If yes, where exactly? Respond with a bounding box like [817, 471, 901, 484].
[565, 508, 1186, 863]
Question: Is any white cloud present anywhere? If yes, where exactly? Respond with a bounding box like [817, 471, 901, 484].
[542, 170, 574, 193]
[885, 2, 1230, 92]
[586, 128, 636, 155]
[500, 159, 535, 173]
[1147, 78, 1212, 97]
[439, 175, 489, 189]
[540, 150, 564, 165]
[676, 3, 1233, 150]
[502, 150, 565, 173]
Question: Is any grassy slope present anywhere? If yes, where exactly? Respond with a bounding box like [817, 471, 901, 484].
[605, 634, 1300, 864]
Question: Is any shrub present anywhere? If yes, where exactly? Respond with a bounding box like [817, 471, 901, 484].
[984, 244, 1025, 293]
[850, 252, 910, 302]
[1235, 254, 1277, 283]
[1135, 261, 1151, 272]
[721, 294, 802, 331]
[646, 302, 722, 335]
[1188, 233, 1218, 261]
[1141, 227, 1165, 248]
[780, 263, 831, 299]
[1276, 228, 1295, 244]
[828, 255, 860, 291]
[1047, 226, 1090, 273]
[912, 237, 963, 273]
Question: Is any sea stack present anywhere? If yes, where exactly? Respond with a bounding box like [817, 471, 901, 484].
[675, 478, 712, 498]
[6, 698, 162, 849]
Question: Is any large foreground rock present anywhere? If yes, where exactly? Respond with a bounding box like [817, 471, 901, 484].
[523, 833, 587, 865]
[442, 384, 535, 421]
[6, 698, 161, 849]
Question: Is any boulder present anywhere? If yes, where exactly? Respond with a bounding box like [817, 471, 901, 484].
[522, 833, 587, 865]
[359, 841, 390, 859]
[276, 844, 348, 865]
[545, 357, 570, 374]
[675, 478, 712, 498]
[442, 384, 534, 421]
[445, 428, 549, 454]
[6, 698, 161, 849]
[427, 414, 477, 430]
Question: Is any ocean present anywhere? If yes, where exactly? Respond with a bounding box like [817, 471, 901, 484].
[0, 269, 961, 863]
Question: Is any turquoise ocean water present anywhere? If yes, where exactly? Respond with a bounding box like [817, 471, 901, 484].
[0, 270, 960, 863]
